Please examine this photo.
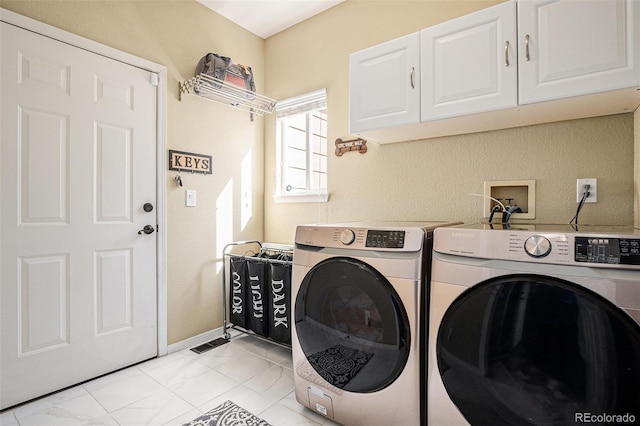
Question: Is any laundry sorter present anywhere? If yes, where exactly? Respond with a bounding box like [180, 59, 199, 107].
[221, 241, 294, 346]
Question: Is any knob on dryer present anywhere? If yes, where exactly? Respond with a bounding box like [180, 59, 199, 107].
[340, 229, 356, 245]
[524, 235, 552, 258]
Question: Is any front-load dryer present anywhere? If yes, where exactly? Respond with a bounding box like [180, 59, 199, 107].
[428, 224, 640, 426]
[292, 221, 460, 426]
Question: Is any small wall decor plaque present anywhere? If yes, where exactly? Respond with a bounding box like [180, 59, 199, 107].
[335, 138, 367, 156]
[168, 150, 212, 174]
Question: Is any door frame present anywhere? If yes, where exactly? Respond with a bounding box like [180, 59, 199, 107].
[0, 8, 169, 356]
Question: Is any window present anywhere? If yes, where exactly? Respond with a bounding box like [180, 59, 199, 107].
[275, 89, 328, 203]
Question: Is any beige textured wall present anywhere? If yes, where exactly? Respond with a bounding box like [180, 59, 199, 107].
[264, 0, 636, 243]
[3, 0, 637, 346]
[1, 0, 266, 344]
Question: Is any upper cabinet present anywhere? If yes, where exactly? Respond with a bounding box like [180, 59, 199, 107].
[349, 32, 420, 134]
[421, 1, 517, 121]
[349, 0, 640, 144]
[518, 0, 640, 104]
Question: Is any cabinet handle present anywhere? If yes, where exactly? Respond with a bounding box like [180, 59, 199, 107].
[525, 34, 531, 61]
[410, 67, 415, 89]
[505, 41, 510, 67]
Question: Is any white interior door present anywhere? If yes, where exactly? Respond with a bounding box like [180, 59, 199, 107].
[1, 22, 158, 409]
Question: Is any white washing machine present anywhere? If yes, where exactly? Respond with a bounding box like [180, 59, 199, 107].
[292, 221, 460, 426]
[428, 224, 640, 426]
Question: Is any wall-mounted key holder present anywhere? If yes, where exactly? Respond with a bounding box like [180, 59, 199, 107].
[335, 138, 367, 156]
[169, 149, 212, 174]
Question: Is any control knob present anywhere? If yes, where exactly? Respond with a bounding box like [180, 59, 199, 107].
[524, 235, 551, 258]
[340, 229, 356, 245]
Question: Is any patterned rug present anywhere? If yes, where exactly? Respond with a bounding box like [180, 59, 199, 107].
[307, 344, 374, 389]
[183, 400, 271, 426]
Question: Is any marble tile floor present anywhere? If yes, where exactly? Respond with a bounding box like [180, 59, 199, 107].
[0, 333, 341, 426]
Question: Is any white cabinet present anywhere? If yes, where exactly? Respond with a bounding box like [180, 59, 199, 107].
[518, 0, 640, 104]
[349, 32, 420, 134]
[420, 1, 517, 121]
[348, 0, 640, 144]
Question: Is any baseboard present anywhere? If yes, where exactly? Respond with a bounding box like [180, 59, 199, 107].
[166, 327, 225, 354]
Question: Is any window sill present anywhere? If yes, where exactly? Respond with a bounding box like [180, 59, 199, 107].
[274, 193, 329, 204]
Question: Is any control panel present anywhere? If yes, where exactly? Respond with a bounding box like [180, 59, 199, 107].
[295, 224, 431, 252]
[434, 225, 640, 269]
[337, 228, 407, 248]
[575, 237, 640, 265]
[365, 230, 405, 248]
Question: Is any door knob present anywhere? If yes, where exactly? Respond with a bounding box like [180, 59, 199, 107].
[143, 203, 154, 212]
[138, 225, 155, 235]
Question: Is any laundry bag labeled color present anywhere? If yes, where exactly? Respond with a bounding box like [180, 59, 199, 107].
[229, 256, 248, 328]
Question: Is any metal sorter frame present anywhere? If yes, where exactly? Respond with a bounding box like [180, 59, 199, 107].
[220, 240, 294, 343]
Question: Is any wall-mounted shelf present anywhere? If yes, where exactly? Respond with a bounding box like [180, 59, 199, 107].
[179, 73, 277, 118]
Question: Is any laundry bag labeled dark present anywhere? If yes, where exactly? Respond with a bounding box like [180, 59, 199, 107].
[247, 260, 268, 336]
[268, 262, 292, 344]
[229, 256, 248, 329]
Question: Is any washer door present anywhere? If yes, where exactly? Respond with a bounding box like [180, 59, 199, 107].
[295, 257, 410, 393]
[437, 274, 640, 425]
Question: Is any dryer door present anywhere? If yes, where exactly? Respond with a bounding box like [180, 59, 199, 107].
[436, 274, 640, 426]
[295, 256, 411, 393]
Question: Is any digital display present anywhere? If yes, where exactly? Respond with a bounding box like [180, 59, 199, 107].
[575, 237, 640, 265]
[366, 230, 405, 248]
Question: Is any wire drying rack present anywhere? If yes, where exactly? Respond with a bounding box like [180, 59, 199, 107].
[179, 73, 277, 119]
[221, 241, 293, 344]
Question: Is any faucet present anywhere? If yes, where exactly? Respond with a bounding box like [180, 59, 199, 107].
[488, 197, 522, 224]
[502, 205, 522, 224]
[488, 204, 502, 223]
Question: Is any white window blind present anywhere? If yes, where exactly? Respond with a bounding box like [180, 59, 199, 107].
[276, 89, 327, 118]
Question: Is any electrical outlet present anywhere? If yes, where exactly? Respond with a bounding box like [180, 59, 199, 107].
[576, 178, 597, 203]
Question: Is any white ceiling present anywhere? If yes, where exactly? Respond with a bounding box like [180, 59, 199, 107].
[197, 0, 344, 39]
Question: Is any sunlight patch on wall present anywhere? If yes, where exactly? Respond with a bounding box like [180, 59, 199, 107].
[216, 179, 233, 273]
[241, 150, 252, 231]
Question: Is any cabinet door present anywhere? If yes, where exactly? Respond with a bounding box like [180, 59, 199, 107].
[518, 0, 640, 104]
[420, 2, 517, 121]
[349, 33, 420, 134]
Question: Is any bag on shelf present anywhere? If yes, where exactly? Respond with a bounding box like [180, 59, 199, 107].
[268, 262, 292, 344]
[229, 256, 248, 328]
[247, 260, 269, 337]
[195, 53, 256, 100]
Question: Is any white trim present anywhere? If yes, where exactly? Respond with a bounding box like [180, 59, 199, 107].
[276, 89, 329, 198]
[1, 8, 169, 356]
[166, 326, 230, 354]
[155, 67, 169, 357]
[274, 192, 329, 204]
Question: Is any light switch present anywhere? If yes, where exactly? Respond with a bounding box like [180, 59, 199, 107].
[186, 190, 197, 207]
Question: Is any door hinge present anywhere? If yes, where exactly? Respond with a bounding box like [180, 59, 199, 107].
[150, 72, 159, 86]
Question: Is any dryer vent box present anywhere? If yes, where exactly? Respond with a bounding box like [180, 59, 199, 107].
[484, 180, 536, 220]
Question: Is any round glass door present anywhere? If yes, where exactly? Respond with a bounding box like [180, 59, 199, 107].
[295, 257, 410, 393]
[437, 274, 640, 426]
